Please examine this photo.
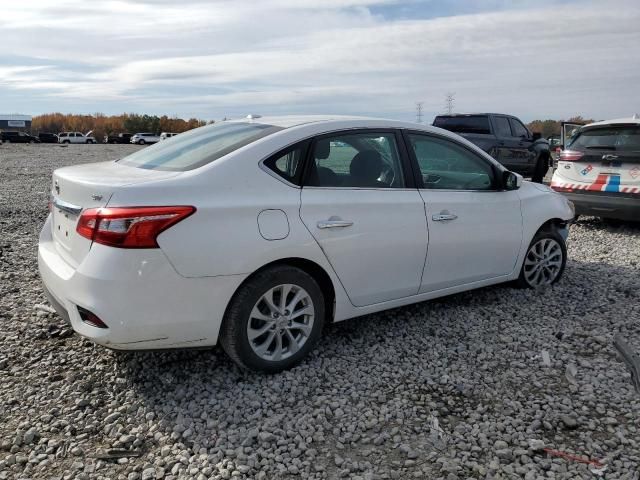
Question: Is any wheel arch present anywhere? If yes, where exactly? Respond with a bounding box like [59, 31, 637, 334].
[223, 257, 336, 324]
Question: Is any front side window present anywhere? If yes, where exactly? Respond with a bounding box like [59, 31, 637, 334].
[305, 132, 405, 188]
[493, 117, 512, 138]
[509, 118, 529, 138]
[118, 122, 283, 171]
[408, 134, 494, 190]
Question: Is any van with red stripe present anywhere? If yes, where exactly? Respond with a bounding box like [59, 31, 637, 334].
[550, 116, 640, 221]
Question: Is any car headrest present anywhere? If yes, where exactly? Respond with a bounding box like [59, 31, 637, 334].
[349, 150, 383, 186]
[315, 139, 330, 159]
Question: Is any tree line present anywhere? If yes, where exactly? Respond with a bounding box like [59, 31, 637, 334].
[526, 116, 595, 138]
[31, 113, 208, 141]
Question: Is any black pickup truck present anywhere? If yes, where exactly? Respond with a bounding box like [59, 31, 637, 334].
[104, 132, 133, 144]
[433, 113, 551, 183]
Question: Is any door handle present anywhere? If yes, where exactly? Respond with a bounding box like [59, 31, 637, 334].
[317, 217, 354, 229]
[602, 154, 618, 161]
[432, 213, 458, 222]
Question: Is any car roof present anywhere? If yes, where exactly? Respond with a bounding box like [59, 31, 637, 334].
[584, 115, 640, 128]
[225, 114, 445, 132]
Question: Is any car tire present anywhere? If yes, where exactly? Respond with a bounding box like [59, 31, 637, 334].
[517, 227, 567, 289]
[4, 139, 10, 144]
[220, 265, 325, 373]
[63, 140, 70, 144]
[138, 139, 145, 145]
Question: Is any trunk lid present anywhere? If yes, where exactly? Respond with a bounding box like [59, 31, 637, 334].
[50, 161, 181, 267]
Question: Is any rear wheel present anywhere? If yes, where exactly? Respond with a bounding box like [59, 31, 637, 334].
[62, 140, 70, 144]
[220, 266, 325, 373]
[517, 228, 567, 288]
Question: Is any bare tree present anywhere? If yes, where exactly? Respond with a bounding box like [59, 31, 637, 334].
[415, 102, 424, 124]
[445, 92, 455, 115]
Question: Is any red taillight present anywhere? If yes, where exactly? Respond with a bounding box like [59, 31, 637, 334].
[76, 206, 195, 248]
[559, 150, 584, 162]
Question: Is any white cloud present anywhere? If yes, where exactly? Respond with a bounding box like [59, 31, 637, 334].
[1, 0, 639, 121]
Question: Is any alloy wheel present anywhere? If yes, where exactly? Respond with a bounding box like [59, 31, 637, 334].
[247, 284, 315, 362]
[523, 238, 563, 287]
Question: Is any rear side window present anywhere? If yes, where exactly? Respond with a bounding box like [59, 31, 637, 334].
[493, 117, 512, 137]
[118, 122, 283, 171]
[569, 126, 640, 152]
[263, 142, 308, 185]
[433, 116, 491, 134]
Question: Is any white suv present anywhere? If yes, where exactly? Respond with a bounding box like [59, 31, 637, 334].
[160, 132, 177, 141]
[551, 116, 640, 221]
[131, 133, 161, 145]
[58, 131, 97, 144]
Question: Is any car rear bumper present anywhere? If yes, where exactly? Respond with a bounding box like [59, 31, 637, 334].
[558, 191, 640, 221]
[38, 215, 246, 350]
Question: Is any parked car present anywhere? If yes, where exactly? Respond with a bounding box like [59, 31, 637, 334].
[38, 132, 59, 144]
[433, 113, 551, 183]
[1, 131, 39, 143]
[39, 116, 574, 372]
[550, 116, 640, 221]
[58, 131, 97, 144]
[130, 133, 160, 145]
[160, 132, 177, 141]
[104, 133, 132, 144]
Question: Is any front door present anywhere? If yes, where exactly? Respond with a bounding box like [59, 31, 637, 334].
[299, 130, 428, 307]
[404, 132, 523, 292]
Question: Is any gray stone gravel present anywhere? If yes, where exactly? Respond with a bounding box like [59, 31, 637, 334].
[1, 143, 639, 479]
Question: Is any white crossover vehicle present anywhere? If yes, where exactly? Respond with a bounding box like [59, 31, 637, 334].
[131, 132, 161, 145]
[39, 116, 574, 372]
[551, 116, 640, 221]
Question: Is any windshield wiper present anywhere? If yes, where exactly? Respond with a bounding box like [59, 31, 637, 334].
[586, 145, 616, 150]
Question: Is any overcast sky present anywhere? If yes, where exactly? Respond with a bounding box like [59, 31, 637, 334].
[1, 0, 639, 122]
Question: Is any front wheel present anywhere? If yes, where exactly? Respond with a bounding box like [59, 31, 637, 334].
[517, 228, 567, 288]
[220, 266, 325, 373]
[137, 139, 145, 145]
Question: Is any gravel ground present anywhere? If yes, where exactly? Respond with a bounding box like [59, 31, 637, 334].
[1, 143, 639, 480]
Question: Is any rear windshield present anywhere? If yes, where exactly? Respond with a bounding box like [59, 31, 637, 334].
[433, 116, 491, 135]
[569, 125, 640, 152]
[118, 122, 283, 171]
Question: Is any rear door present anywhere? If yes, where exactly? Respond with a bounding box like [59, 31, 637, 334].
[299, 129, 428, 307]
[491, 116, 518, 166]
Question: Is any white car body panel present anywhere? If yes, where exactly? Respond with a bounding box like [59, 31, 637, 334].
[418, 189, 523, 292]
[300, 188, 428, 306]
[38, 116, 574, 350]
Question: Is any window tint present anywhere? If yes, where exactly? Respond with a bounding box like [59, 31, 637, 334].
[408, 134, 494, 190]
[118, 122, 283, 171]
[509, 118, 529, 138]
[305, 132, 405, 188]
[433, 115, 491, 134]
[493, 117, 512, 137]
[569, 126, 640, 152]
[263, 142, 307, 185]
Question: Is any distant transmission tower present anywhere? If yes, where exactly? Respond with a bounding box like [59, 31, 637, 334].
[415, 102, 424, 123]
[445, 92, 455, 115]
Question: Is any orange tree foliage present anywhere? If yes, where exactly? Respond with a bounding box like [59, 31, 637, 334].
[32, 113, 208, 141]
[526, 116, 596, 138]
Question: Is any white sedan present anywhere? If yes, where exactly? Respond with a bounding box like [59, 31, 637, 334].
[39, 116, 574, 372]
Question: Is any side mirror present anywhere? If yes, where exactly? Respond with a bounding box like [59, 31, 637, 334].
[503, 171, 522, 190]
[532, 132, 542, 141]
